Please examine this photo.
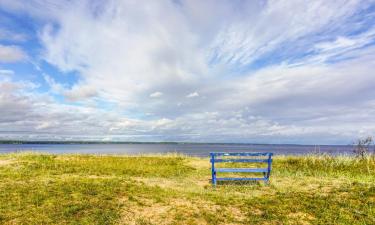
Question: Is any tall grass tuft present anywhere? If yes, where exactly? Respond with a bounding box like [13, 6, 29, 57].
[273, 154, 375, 178]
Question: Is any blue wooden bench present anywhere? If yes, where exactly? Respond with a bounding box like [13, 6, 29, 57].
[210, 152, 273, 185]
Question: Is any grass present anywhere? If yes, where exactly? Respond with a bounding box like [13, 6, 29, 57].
[0, 153, 374, 224]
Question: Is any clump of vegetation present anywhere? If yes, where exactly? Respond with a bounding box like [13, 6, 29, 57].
[0, 153, 374, 224]
[354, 136, 374, 159]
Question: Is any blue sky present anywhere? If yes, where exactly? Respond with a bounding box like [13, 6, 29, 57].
[1, 0, 375, 144]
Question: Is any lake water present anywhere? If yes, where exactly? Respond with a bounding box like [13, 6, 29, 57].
[0, 143, 356, 157]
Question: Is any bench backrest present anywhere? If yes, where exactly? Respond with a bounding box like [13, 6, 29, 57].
[210, 152, 273, 164]
[210, 152, 273, 174]
[210, 152, 273, 185]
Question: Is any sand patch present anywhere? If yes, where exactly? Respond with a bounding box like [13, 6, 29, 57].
[0, 159, 13, 166]
[186, 158, 210, 170]
[120, 196, 247, 225]
[132, 177, 210, 193]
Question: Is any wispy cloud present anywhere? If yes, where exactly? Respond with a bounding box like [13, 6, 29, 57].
[0, 69, 14, 76]
[0, 29, 27, 42]
[0, 44, 27, 62]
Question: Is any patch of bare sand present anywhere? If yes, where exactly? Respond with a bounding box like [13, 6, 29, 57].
[120, 197, 247, 225]
[186, 158, 210, 170]
[133, 177, 210, 192]
[0, 159, 13, 166]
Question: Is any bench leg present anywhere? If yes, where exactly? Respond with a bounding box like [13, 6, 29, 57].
[262, 172, 270, 185]
[212, 171, 217, 186]
[210, 154, 216, 186]
[265, 172, 270, 185]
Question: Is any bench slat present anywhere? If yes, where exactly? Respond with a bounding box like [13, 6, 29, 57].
[216, 168, 268, 173]
[211, 152, 272, 156]
[211, 159, 270, 163]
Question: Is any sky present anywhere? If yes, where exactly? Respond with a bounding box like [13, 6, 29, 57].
[0, 0, 375, 144]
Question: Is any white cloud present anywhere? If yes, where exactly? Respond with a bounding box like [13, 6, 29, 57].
[63, 85, 98, 102]
[186, 92, 199, 98]
[150, 92, 163, 98]
[43, 74, 64, 93]
[36, 0, 210, 109]
[0, 69, 14, 76]
[43, 74, 97, 101]
[0, 44, 27, 62]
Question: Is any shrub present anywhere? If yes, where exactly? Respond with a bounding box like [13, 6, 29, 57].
[353, 136, 373, 159]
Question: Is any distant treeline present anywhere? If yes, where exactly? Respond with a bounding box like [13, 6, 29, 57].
[0, 140, 182, 145]
[0, 140, 355, 146]
[0, 140, 254, 145]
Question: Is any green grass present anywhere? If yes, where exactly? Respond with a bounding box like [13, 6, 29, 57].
[0, 153, 374, 224]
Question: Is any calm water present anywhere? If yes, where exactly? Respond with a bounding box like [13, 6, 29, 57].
[0, 143, 355, 157]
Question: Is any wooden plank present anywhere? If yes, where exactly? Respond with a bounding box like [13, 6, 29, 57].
[216, 177, 267, 181]
[216, 168, 268, 173]
[210, 152, 272, 156]
[211, 159, 269, 163]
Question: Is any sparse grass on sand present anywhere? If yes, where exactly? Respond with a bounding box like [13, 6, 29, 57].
[0, 153, 374, 224]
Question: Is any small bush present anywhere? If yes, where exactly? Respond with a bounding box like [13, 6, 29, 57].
[353, 136, 374, 159]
